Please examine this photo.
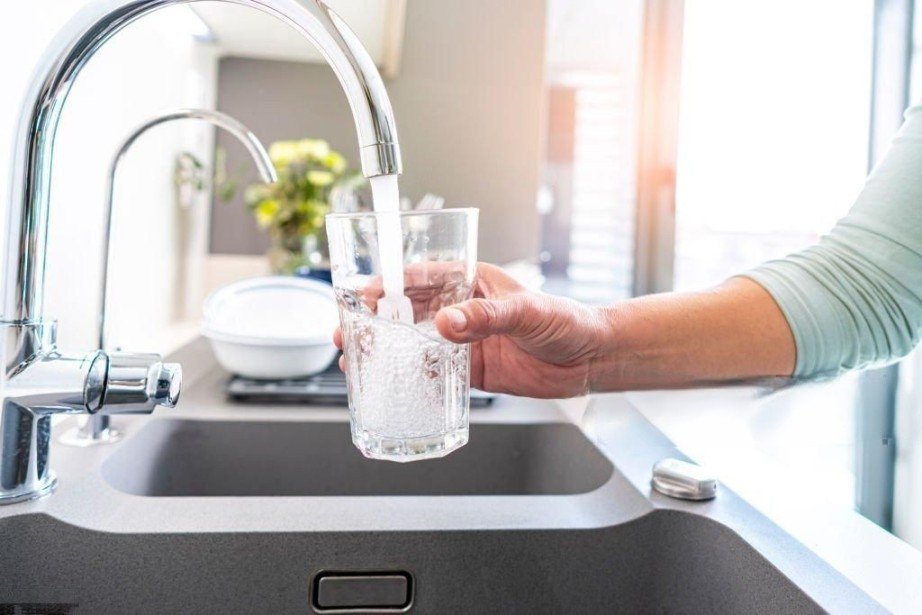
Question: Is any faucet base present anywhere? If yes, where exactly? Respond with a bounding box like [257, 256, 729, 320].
[0, 472, 56, 505]
[59, 418, 122, 447]
[59, 427, 122, 447]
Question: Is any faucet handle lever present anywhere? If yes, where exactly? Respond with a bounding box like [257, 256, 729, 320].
[101, 352, 182, 414]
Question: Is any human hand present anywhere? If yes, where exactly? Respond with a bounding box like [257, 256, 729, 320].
[333, 263, 608, 398]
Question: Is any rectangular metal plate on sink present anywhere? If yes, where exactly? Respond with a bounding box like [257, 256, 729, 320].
[226, 367, 496, 407]
[311, 571, 413, 613]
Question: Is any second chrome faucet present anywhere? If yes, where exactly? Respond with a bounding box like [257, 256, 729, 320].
[61, 109, 277, 447]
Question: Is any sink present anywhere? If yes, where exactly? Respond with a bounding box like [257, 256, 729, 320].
[0, 364, 888, 614]
[0, 508, 874, 613]
[102, 419, 614, 497]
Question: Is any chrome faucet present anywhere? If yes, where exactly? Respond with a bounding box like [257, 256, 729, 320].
[1, 0, 402, 503]
[60, 109, 277, 447]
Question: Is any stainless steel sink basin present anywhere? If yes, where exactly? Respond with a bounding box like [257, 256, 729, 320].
[102, 419, 614, 497]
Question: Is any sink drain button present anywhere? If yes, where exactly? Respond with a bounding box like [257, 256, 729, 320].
[651, 457, 718, 501]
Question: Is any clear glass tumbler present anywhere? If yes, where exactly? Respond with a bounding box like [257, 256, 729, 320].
[326, 208, 479, 462]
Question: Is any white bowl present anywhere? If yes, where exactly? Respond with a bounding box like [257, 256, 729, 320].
[202, 276, 339, 379]
[203, 329, 338, 379]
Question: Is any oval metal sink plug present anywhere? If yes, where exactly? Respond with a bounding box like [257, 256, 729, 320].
[652, 458, 718, 501]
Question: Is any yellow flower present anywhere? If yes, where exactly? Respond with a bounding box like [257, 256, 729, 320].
[295, 139, 330, 160]
[254, 199, 280, 227]
[295, 200, 327, 233]
[268, 141, 299, 168]
[306, 170, 335, 187]
[324, 151, 347, 174]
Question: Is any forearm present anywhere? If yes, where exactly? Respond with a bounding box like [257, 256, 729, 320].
[589, 277, 795, 391]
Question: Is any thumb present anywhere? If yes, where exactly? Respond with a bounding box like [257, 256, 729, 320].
[435, 296, 536, 343]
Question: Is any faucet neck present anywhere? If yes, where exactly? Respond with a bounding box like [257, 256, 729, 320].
[3, 0, 401, 323]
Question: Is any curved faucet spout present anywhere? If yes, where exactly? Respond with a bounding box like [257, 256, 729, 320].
[4, 0, 401, 323]
[98, 108, 276, 351]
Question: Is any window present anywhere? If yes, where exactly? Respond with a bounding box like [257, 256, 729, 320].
[674, 0, 873, 291]
[541, 0, 644, 303]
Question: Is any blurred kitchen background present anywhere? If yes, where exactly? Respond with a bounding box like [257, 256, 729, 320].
[2, 0, 922, 557]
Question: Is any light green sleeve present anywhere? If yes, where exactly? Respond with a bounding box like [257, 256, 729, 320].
[743, 104, 922, 378]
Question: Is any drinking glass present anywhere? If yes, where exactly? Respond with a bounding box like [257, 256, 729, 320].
[326, 208, 478, 461]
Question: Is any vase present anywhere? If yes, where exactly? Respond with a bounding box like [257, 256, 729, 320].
[267, 233, 330, 279]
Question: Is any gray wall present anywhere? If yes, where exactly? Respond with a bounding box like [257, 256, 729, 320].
[210, 0, 546, 264]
